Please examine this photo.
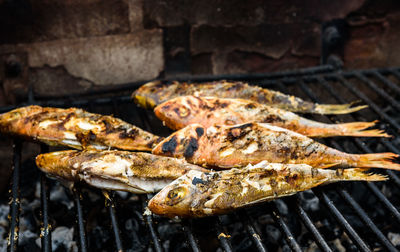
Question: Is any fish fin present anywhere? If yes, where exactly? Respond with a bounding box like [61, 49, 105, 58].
[342, 169, 388, 181]
[357, 152, 400, 171]
[314, 101, 368, 115]
[318, 162, 342, 169]
[327, 120, 390, 138]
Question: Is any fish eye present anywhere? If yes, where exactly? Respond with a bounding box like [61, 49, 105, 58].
[175, 106, 190, 118]
[167, 186, 188, 205]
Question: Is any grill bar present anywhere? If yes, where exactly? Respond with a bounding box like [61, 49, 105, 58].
[313, 189, 371, 252]
[107, 196, 123, 252]
[294, 195, 332, 252]
[216, 217, 233, 252]
[142, 194, 163, 252]
[40, 144, 51, 252]
[40, 175, 51, 252]
[181, 220, 201, 252]
[271, 202, 302, 252]
[7, 140, 22, 252]
[73, 187, 88, 252]
[371, 71, 400, 96]
[338, 189, 397, 251]
[355, 73, 400, 111]
[237, 210, 267, 252]
[335, 75, 400, 131]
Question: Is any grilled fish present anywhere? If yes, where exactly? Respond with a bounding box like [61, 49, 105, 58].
[152, 123, 400, 170]
[148, 161, 387, 218]
[0, 105, 162, 151]
[36, 150, 208, 194]
[155, 96, 388, 138]
[132, 80, 367, 114]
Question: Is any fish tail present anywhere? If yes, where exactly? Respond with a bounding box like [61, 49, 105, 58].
[314, 101, 368, 115]
[328, 120, 390, 138]
[336, 168, 388, 182]
[355, 153, 400, 170]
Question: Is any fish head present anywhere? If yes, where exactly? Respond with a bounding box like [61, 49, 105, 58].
[0, 105, 42, 124]
[148, 169, 206, 218]
[132, 81, 180, 109]
[152, 124, 205, 160]
[36, 150, 79, 181]
[154, 96, 205, 130]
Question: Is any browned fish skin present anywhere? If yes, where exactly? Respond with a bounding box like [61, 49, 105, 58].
[155, 96, 388, 138]
[133, 80, 367, 114]
[0, 105, 163, 151]
[152, 123, 400, 170]
[148, 162, 387, 218]
[36, 150, 208, 193]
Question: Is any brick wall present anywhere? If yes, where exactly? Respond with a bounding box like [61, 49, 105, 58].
[1, 0, 400, 105]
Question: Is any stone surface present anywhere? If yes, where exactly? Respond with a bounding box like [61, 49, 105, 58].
[143, 0, 365, 27]
[210, 51, 318, 75]
[30, 66, 93, 97]
[143, 0, 266, 27]
[0, 0, 130, 44]
[18, 30, 164, 86]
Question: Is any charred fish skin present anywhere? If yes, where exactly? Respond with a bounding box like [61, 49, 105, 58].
[36, 150, 209, 194]
[148, 161, 387, 218]
[133, 80, 367, 114]
[0, 105, 163, 151]
[154, 96, 388, 138]
[152, 123, 400, 170]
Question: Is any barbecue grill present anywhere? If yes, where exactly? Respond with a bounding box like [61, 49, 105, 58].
[1, 63, 400, 251]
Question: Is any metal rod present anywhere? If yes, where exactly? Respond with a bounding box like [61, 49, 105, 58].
[355, 73, 400, 111]
[313, 189, 371, 252]
[294, 195, 332, 252]
[372, 70, 400, 95]
[181, 220, 201, 252]
[271, 202, 302, 252]
[216, 217, 233, 252]
[7, 140, 22, 252]
[40, 144, 51, 252]
[73, 187, 88, 252]
[142, 194, 163, 252]
[107, 196, 124, 252]
[335, 75, 400, 131]
[338, 189, 398, 252]
[237, 210, 267, 252]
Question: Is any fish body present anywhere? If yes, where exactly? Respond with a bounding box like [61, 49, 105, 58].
[148, 161, 387, 218]
[155, 96, 387, 138]
[0, 105, 162, 151]
[152, 123, 400, 170]
[133, 80, 367, 114]
[36, 150, 208, 193]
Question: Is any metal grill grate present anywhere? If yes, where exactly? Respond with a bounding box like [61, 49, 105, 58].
[2, 65, 400, 251]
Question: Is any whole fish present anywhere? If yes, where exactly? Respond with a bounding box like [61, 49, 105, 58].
[152, 123, 400, 170]
[132, 80, 367, 114]
[148, 161, 387, 218]
[155, 96, 388, 138]
[36, 150, 208, 194]
[0, 105, 163, 151]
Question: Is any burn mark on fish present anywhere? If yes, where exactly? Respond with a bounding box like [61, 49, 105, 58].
[285, 174, 298, 185]
[195, 127, 204, 137]
[162, 136, 178, 154]
[262, 114, 284, 123]
[245, 103, 256, 109]
[184, 137, 199, 158]
[192, 177, 206, 185]
[226, 123, 253, 142]
[119, 128, 139, 139]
